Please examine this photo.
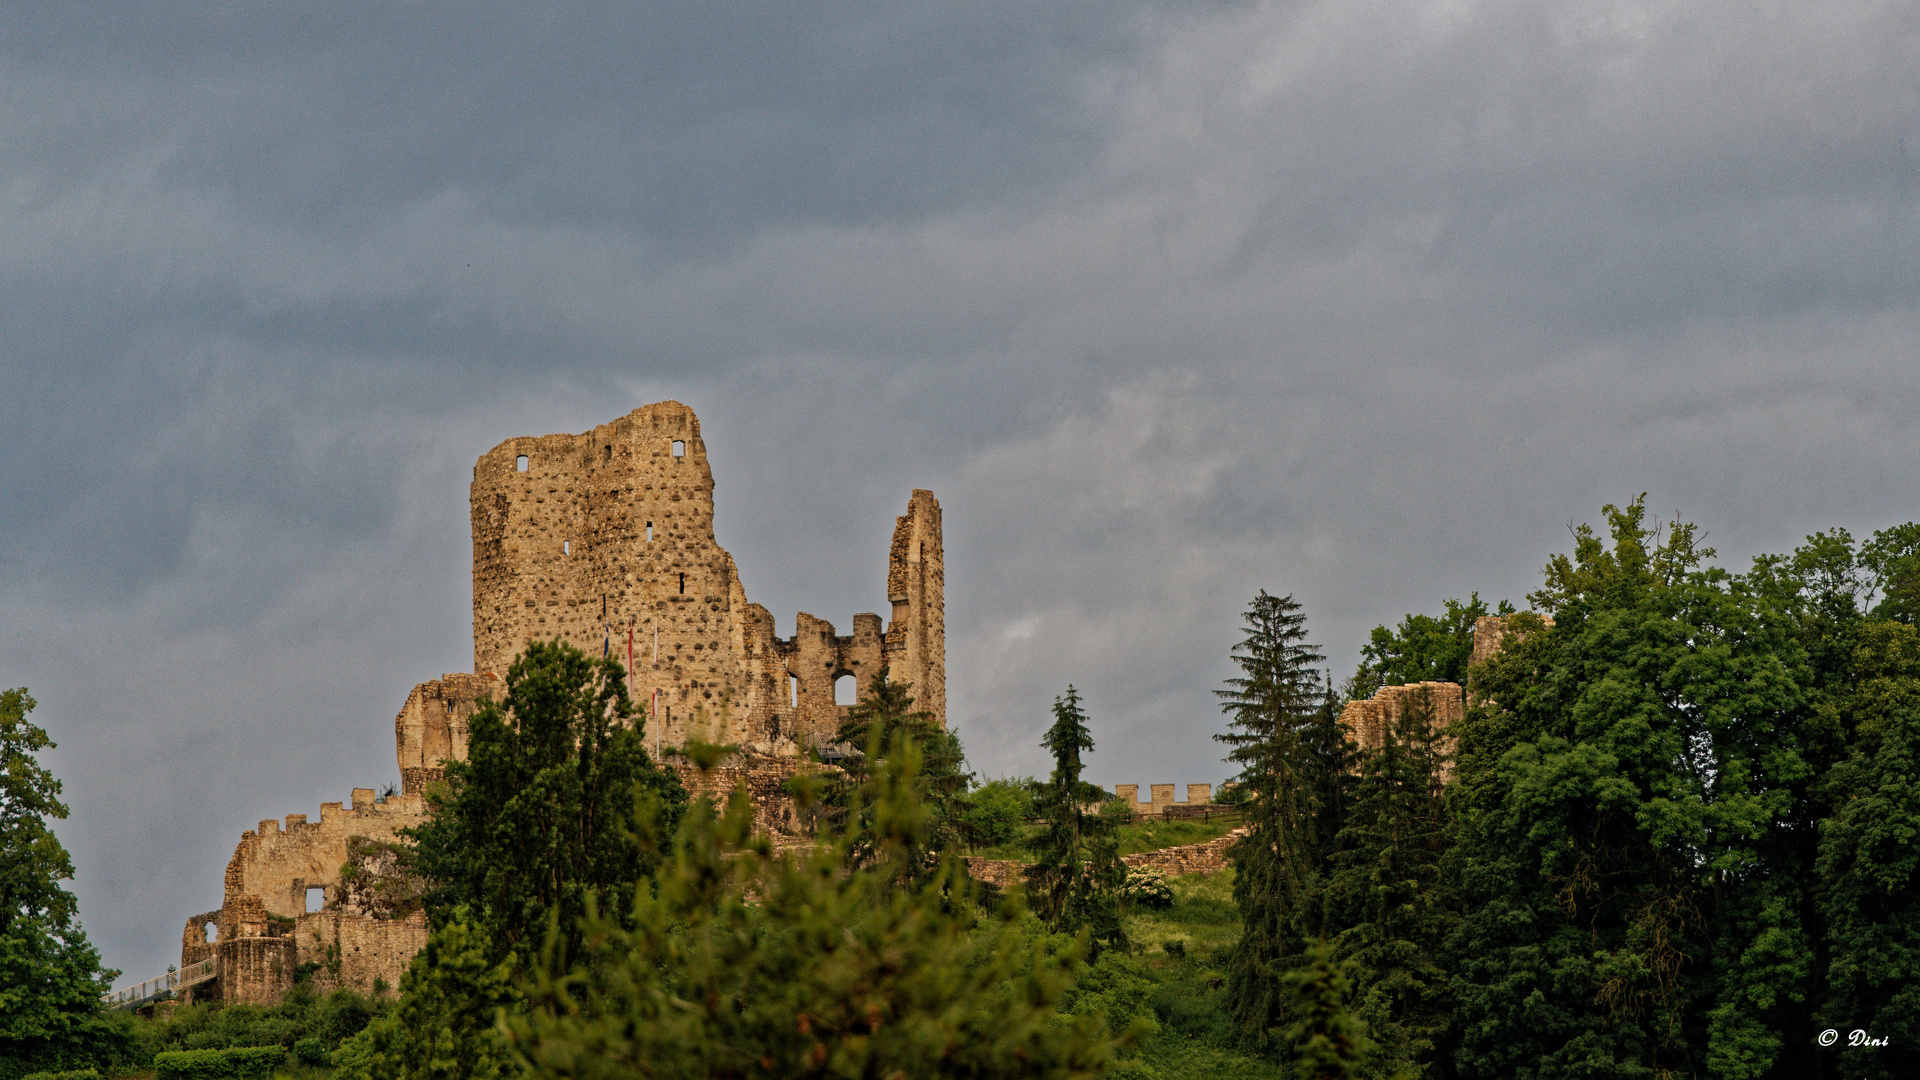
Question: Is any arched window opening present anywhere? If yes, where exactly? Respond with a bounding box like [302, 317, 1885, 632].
[672, 440, 686, 457]
[204, 922, 218, 943]
[834, 674, 857, 707]
[305, 887, 325, 914]
[516, 454, 529, 472]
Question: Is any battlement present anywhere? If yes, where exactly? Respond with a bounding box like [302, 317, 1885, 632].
[1114, 782, 1214, 816]
[224, 788, 429, 920]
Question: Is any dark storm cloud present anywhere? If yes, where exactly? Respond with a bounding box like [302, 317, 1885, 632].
[3, 0, 1918, 984]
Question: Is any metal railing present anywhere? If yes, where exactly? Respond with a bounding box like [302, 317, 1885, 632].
[103, 957, 217, 1011]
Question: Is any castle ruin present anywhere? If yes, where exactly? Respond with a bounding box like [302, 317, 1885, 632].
[174, 401, 945, 1003]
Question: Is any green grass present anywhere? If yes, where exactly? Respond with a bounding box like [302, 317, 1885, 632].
[1124, 864, 1242, 957]
[968, 816, 1241, 863]
[1114, 817, 1240, 857]
[1107, 866, 1278, 1078]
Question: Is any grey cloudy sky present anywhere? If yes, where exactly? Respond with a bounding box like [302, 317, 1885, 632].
[4, 1, 1918, 984]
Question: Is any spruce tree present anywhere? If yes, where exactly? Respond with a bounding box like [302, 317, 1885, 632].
[1328, 685, 1450, 1076]
[1214, 590, 1327, 1050]
[827, 666, 970, 870]
[1026, 686, 1127, 959]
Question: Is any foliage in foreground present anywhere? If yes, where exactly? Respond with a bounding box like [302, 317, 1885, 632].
[507, 736, 1130, 1079]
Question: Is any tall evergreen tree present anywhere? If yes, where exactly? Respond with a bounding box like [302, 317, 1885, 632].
[826, 667, 970, 870]
[1215, 590, 1328, 1050]
[0, 688, 128, 1079]
[1282, 940, 1381, 1080]
[1026, 686, 1127, 959]
[1328, 685, 1450, 1076]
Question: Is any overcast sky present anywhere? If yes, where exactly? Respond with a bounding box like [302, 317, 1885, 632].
[5, 1, 1919, 984]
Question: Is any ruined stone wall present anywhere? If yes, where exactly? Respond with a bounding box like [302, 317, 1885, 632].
[292, 910, 427, 996]
[961, 828, 1246, 890]
[669, 758, 826, 838]
[395, 673, 502, 795]
[222, 791, 429, 919]
[467, 401, 945, 755]
[1120, 828, 1246, 876]
[216, 936, 297, 1007]
[1338, 681, 1466, 781]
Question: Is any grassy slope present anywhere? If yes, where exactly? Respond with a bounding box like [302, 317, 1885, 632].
[1110, 867, 1277, 1079]
[969, 816, 1242, 864]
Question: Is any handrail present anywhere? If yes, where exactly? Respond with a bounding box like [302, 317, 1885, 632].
[103, 956, 217, 1011]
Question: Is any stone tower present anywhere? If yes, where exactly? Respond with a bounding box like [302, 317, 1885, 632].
[460, 400, 944, 759]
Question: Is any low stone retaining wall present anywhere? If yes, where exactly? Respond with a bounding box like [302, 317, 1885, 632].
[963, 828, 1246, 888]
[1120, 828, 1244, 876]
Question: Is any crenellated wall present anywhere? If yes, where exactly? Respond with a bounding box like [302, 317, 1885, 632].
[223, 791, 429, 919]
[1112, 783, 1215, 817]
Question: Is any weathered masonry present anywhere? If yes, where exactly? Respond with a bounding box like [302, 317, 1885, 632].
[468, 400, 944, 757]
[172, 401, 946, 1003]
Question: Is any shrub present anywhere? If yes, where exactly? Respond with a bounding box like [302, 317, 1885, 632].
[293, 1037, 327, 1066]
[20, 1071, 101, 1080]
[1119, 867, 1175, 909]
[1162, 939, 1187, 958]
[153, 1046, 284, 1080]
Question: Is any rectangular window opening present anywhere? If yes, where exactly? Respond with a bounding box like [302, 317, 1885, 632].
[305, 887, 325, 914]
[672, 440, 686, 457]
[515, 454, 529, 472]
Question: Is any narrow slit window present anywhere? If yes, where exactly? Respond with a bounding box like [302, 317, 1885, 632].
[789, 675, 799, 708]
[646, 521, 653, 541]
[678, 573, 686, 594]
[564, 540, 571, 555]
[516, 454, 529, 472]
[671, 440, 686, 457]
